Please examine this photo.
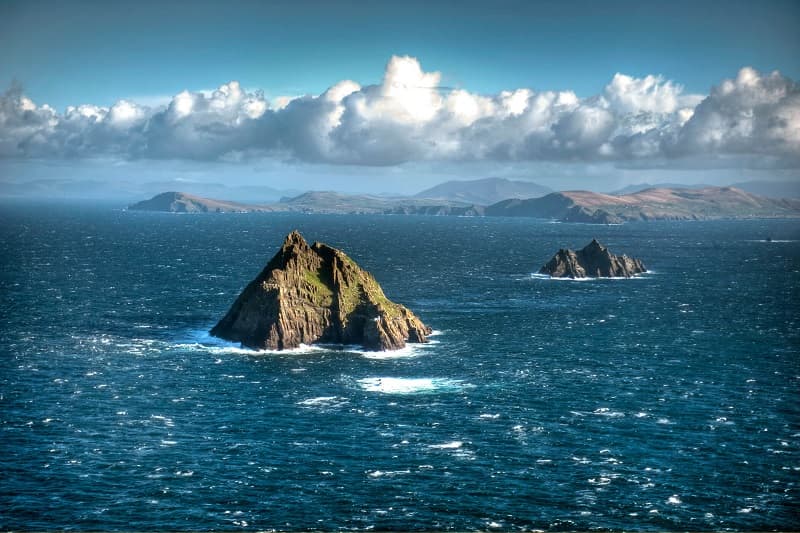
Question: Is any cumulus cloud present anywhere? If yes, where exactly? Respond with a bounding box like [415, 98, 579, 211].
[1, 57, 798, 168]
[675, 67, 800, 159]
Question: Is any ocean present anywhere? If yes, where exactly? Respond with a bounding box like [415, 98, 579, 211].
[1, 202, 798, 530]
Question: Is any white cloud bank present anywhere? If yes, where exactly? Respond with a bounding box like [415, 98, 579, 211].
[1, 56, 798, 168]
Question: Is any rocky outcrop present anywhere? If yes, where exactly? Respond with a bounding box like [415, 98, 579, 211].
[210, 231, 431, 351]
[539, 239, 646, 278]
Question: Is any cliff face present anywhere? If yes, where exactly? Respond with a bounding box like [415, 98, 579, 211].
[539, 239, 646, 278]
[210, 231, 431, 351]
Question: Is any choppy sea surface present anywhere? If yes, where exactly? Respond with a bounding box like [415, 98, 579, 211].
[1, 202, 798, 531]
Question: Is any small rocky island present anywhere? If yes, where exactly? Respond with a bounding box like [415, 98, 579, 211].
[539, 239, 646, 278]
[211, 231, 431, 351]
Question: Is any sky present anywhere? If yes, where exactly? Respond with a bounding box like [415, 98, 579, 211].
[1, 0, 799, 197]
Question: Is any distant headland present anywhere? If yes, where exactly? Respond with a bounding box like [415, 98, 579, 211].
[127, 178, 800, 223]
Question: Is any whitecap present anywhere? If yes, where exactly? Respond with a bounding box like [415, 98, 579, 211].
[530, 273, 592, 282]
[667, 495, 682, 505]
[479, 413, 501, 420]
[428, 441, 463, 449]
[150, 415, 174, 427]
[357, 344, 427, 360]
[297, 396, 348, 408]
[367, 469, 411, 478]
[297, 396, 337, 405]
[174, 328, 328, 356]
[357, 377, 469, 394]
[593, 407, 625, 417]
[530, 272, 651, 282]
[176, 340, 327, 357]
[177, 327, 439, 359]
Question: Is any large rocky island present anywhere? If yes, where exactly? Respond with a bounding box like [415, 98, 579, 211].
[540, 239, 646, 278]
[211, 231, 431, 351]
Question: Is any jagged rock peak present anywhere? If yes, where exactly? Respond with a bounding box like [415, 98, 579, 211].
[283, 229, 308, 248]
[586, 238, 603, 250]
[210, 231, 432, 351]
[539, 239, 646, 279]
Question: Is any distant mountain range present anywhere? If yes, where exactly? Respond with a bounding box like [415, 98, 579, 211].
[611, 180, 800, 199]
[487, 187, 800, 223]
[129, 190, 483, 216]
[0, 179, 297, 203]
[610, 182, 713, 195]
[414, 177, 552, 204]
[277, 191, 469, 214]
[127, 178, 551, 215]
[129, 185, 800, 223]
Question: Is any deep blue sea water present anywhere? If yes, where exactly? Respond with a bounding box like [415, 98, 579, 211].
[1, 203, 798, 531]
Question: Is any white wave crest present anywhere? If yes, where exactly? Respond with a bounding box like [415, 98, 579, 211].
[177, 327, 439, 358]
[593, 407, 625, 417]
[297, 396, 348, 408]
[530, 272, 653, 282]
[428, 441, 463, 449]
[367, 469, 411, 478]
[357, 344, 428, 360]
[173, 327, 329, 356]
[357, 377, 469, 394]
